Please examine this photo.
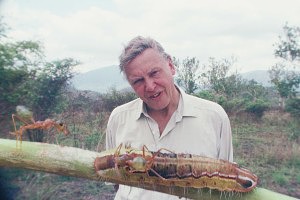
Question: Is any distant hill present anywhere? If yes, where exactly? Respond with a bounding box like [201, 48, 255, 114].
[72, 65, 129, 92]
[240, 70, 272, 86]
[72, 66, 273, 92]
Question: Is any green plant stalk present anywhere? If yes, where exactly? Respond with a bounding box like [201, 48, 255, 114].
[0, 138, 296, 200]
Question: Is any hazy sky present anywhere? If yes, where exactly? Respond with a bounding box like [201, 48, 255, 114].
[1, 0, 300, 73]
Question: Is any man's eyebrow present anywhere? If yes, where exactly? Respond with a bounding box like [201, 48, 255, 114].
[148, 67, 160, 74]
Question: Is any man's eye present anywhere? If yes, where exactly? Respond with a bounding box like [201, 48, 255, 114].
[133, 79, 142, 85]
[151, 70, 159, 76]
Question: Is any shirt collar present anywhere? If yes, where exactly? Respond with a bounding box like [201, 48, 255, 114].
[133, 98, 145, 120]
[178, 87, 199, 117]
[134, 85, 197, 120]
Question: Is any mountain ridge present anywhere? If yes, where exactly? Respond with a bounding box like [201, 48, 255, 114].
[71, 66, 272, 92]
[72, 65, 130, 92]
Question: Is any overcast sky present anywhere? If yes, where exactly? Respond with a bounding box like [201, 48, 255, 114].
[1, 0, 300, 73]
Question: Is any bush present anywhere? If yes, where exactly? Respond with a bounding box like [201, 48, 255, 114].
[219, 98, 245, 114]
[102, 88, 137, 112]
[285, 98, 300, 118]
[196, 90, 216, 102]
[245, 99, 269, 119]
[196, 91, 248, 114]
[287, 120, 300, 141]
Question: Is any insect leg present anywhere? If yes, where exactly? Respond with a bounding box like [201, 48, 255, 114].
[141, 145, 173, 180]
[113, 143, 125, 177]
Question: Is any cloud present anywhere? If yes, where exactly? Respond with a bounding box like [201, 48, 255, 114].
[1, 0, 300, 72]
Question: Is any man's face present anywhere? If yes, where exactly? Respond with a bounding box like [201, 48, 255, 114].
[124, 48, 176, 111]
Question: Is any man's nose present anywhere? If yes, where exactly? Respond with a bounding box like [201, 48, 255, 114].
[145, 78, 155, 91]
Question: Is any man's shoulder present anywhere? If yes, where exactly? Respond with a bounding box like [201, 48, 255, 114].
[183, 93, 227, 117]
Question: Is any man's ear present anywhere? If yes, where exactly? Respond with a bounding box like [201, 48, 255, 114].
[167, 56, 176, 75]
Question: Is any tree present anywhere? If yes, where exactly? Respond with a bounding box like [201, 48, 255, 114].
[200, 57, 238, 97]
[275, 23, 300, 62]
[269, 24, 300, 109]
[27, 58, 79, 118]
[269, 64, 300, 108]
[0, 19, 44, 114]
[173, 57, 200, 94]
[0, 19, 79, 141]
[241, 80, 269, 102]
[198, 57, 271, 116]
[20, 58, 79, 142]
[0, 17, 7, 39]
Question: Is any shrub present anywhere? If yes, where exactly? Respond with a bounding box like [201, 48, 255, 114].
[196, 91, 248, 114]
[272, 171, 288, 186]
[196, 90, 217, 102]
[101, 88, 137, 112]
[285, 98, 300, 118]
[219, 98, 245, 114]
[287, 120, 300, 141]
[245, 99, 269, 119]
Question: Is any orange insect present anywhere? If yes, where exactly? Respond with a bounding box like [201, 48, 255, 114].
[10, 105, 70, 144]
[94, 144, 258, 193]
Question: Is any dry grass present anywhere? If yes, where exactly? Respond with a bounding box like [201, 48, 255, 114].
[231, 110, 300, 198]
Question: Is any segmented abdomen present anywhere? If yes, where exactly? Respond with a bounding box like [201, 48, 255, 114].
[149, 152, 258, 192]
[149, 152, 232, 178]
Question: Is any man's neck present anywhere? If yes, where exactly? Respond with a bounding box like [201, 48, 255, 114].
[147, 86, 180, 134]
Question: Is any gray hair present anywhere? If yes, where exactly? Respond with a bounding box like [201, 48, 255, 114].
[119, 36, 170, 72]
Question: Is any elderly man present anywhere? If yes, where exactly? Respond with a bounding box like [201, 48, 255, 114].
[106, 36, 233, 200]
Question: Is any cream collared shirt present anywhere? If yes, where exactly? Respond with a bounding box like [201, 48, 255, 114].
[106, 88, 233, 200]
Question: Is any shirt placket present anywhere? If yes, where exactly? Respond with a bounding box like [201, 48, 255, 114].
[146, 117, 161, 143]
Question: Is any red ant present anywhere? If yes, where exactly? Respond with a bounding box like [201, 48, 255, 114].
[10, 105, 70, 145]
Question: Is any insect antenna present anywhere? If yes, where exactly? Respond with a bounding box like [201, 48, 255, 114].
[113, 143, 124, 177]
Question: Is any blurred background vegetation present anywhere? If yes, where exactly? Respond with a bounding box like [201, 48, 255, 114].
[0, 17, 299, 199]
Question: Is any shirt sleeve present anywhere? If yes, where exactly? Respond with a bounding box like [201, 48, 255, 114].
[105, 113, 116, 150]
[218, 111, 233, 162]
[104, 113, 117, 186]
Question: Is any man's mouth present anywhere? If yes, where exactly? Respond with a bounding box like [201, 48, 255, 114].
[149, 92, 162, 99]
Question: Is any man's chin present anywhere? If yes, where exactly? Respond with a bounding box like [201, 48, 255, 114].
[146, 103, 168, 112]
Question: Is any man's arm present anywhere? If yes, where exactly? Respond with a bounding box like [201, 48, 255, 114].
[218, 112, 233, 162]
[105, 114, 119, 191]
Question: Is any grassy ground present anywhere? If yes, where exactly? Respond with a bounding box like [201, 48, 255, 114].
[231, 110, 300, 198]
[0, 110, 299, 199]
[0, 169, 115, 200]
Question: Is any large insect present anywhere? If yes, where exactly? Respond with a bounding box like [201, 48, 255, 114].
[10, 105, 70, 144]
[94, 144, 258, 193]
